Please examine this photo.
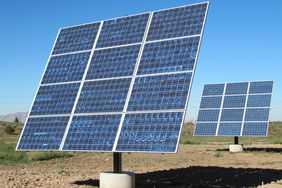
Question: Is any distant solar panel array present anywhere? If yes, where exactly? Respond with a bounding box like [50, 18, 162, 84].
[194, 81, 273, 137]
[17, 2, 209, 153]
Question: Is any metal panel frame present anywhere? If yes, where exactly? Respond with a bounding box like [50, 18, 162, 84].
[17, 2, 210, 153]
[194, 80, 274, 137]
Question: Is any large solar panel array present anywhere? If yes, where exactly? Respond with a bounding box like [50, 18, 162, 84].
[194, 81, 273, 137]
[17, 2, 209, 153]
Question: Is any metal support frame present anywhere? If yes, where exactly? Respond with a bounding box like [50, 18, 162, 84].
[234, 136, 239, 145]
[113, 152, 122, 173]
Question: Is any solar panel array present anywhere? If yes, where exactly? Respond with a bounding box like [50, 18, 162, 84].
[17, 2, 209, 153]
[194, 81, 273, 137]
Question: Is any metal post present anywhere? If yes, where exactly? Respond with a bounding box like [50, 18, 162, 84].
[234, 136, 239, 145]
[113, 152, 122, 173]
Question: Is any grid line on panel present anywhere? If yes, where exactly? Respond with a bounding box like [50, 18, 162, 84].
[215, 83, 226, 136]
[50, 49, 92, 57]
[112, 12, 154, 152]
[16, 29, 62, 150]
[59, 21, 104, 150]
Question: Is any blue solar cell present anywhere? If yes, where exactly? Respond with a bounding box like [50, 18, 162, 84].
[138, 37, 200, 75]
[242, 122, 268, 136]
[247, 95, 272, 107]
[116, 112, 183, 152]
[147, 3, 208, 41]
[127, 73, 191, 111]
[75, 78, 131, 113]
[223, 95, 246, 108]
[30, 83, 80, 116]
[203, 84, 225, 96]
[225, 82, 248, 95]
[249, 81, 273, 94]
[96, 14, 149, 48]
[63, 115, 121, 151]
[200, 96, 222, 109]
[52, 23, 101, 55]
[220, 109, 244, 121]
[86, 45, 140, 80]
[17, 116, 69, 150]
[197, 110, 220, 122]
[217, 123, 241, 136]
[194, 123, 217, 136]
[42, 52, 90, 84]
[245, 108, 270, 121]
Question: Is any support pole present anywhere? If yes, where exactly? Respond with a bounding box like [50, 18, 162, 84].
[234, 136, 239, 145]
[113, 152, 122, 173]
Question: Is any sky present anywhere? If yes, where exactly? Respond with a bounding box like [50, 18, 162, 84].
[0, 0, 281, 121]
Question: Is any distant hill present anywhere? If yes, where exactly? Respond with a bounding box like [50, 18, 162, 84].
[0, 112, 28, 123]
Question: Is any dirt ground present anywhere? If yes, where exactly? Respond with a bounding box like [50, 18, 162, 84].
[0, 144, 282, 188]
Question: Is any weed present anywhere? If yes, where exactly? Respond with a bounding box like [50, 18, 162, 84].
[214, 151, 223, 158]
[59, 170, 71, 176]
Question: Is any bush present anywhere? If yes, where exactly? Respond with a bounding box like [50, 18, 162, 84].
[4, 125, 15, 135]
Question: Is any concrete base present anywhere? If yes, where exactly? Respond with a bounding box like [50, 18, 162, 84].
[100, 172, 135, 188]
[229, 144, 244, 152]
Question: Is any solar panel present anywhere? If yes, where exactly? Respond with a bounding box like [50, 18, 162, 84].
[194, 81, 274, 137]
[17, 2, 209, 153]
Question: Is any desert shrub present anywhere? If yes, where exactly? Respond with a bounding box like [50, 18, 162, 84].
[214, 151, 223, 158]
[4, 125, 15, 135]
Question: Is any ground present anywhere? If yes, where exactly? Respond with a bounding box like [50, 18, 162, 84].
[0, 144, 282, 188]
[0, 122, 281, 187]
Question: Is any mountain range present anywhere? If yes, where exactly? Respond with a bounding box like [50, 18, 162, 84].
[0, 112, 28, 123]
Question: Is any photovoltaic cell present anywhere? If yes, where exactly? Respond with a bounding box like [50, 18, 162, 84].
[247, 95, 271, 107]
[86, 45, 140, 80]
[75, 78, 131, 113]
[52, 22, 101, 55]
[225, 82, 248, 95]
[18, 2, 209, 153]
[203, 84, 225, 96]
[17, 116, 70, 150]
[127, 73, 191, 111]
[147, 3, 207, 41]
[223, 96, 246, 108]
[42, 52, 91, 84]
[218, 123, 241, 136]
[96, 14, 149, 48]
[245, 108, 270, 121]
[116, 112, 183, 152]
[138, 37, 200, 75]
[30, 83, 80, 116]
[242, 122, 268, 136]
[63, 115, 121, 151]
[197, 110, 220, 122]
[200, 96, 222, 109]
[194, 81, 273, 137]
[194, 123, 217, 136]
[249, 81, 273, 94]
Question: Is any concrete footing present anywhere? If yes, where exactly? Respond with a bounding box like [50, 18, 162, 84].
[229, 144, 244, 152]
[100, 172, 135, 188]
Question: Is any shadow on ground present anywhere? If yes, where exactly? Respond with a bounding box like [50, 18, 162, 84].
[72, 166, 282, 188]
[217, 147, 282, 153]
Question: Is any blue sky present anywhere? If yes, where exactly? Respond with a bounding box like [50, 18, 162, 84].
[0, 0, 281, 121]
